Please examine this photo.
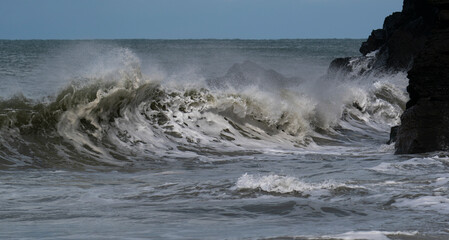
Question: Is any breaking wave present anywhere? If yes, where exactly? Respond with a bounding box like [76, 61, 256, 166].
[0, 48, 408, 169]
[234, 173, 365, 197]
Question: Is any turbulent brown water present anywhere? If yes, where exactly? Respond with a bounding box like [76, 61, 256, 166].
[0, 39, 448, 239]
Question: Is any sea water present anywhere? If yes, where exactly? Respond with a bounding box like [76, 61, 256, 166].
[0, 39, 448, 239]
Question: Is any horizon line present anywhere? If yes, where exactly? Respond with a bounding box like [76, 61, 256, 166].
[0, 37, 366, 41]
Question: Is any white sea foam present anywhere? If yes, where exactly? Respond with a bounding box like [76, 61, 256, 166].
[1, 45, 410, 166]
[235, 173, 355, 195]
[319, 230, 418, 240]
[2, 39, 445, 239]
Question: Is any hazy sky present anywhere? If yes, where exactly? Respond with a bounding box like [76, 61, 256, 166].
[0, 0, 403, 39]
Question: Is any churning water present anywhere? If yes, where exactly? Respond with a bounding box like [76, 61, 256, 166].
[0, 39, 448, 239]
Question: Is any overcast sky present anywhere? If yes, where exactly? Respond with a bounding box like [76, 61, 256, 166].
[0, 0, 403, 39]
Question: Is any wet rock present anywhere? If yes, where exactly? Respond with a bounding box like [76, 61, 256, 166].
[387, 126, 400, 145]
[327, 57, 352, 76]
[394, 0, 449, 153]
[360, 29, 386, 56]
[329, 0, 436, 76]
[331, 0, 449, 153]
[396, 30, 449, 153]
[361, 0, 438, 71]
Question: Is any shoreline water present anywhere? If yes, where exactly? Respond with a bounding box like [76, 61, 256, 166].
[0, 39, 447, 239]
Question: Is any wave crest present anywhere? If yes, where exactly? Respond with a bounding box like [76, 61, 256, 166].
[0, 54, 408, 168]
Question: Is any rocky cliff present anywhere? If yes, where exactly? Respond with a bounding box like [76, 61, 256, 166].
[332, 0, 449, 153]
[396, 0, 449, 153]
[360, 0, 442, 71]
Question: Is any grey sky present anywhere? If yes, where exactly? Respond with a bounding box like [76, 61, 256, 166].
[0, 0, 403, 39]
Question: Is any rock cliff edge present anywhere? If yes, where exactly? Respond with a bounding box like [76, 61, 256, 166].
[336, 0, 449, 153]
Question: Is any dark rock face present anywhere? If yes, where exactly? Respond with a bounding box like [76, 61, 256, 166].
[329, 0, 449, 153]
[358, 0, 449, 153]
[396, 1, 449, 153]
[387, 126, 400, 145]
[360, 29, 387, 56]
[359, 0, 440, 71]
[328, 0, 440, 75]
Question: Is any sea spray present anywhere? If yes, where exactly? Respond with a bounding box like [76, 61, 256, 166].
[0, 46, 408, 168]
[2, 40, 447, 239]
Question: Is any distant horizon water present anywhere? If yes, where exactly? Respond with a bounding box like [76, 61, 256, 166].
[0, 37, 366, 40]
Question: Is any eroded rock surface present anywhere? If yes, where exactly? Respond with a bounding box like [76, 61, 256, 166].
[396, 0, 449, 153]
[330, 0, 449, 153]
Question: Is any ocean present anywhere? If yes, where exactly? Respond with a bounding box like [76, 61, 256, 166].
[0, 39, 448, 239]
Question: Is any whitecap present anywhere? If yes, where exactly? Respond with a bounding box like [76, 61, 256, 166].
[234, 173, 359, 196]
[320, 230, 418, 240]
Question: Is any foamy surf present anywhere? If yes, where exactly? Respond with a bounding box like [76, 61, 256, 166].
[235, 173, 363, 196]
[319, 231, 419, 240]
[0, 46, 408, 168]
[3, 39, 446, 239]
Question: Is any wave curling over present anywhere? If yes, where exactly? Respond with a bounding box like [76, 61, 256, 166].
[0, 47, 408, 169]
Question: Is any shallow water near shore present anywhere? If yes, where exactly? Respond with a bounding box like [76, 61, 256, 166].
[0, 39, 448, 239]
